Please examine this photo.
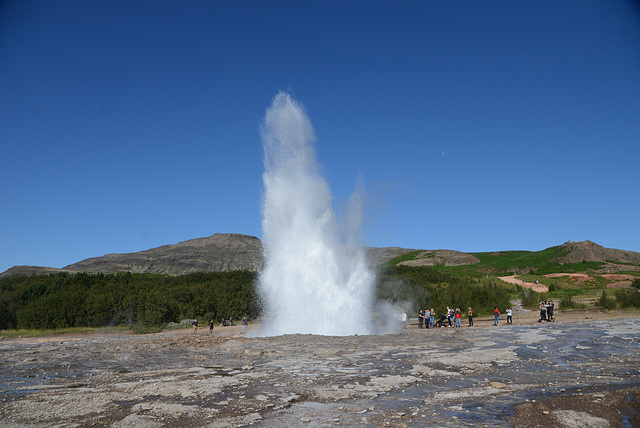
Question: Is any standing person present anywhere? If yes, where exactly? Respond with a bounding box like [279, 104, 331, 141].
[242, 316, 248, 333]
[192, 318, 199, 334]
[493, 307, 500, 326]
[424, 308, 430, 329]
[208, 319, 214, 335]
[446, 307, 454, 327]
[400, 311, 407, 329]
[467, 306, 474, 327]
[418, 310, 424, 329]
[455, 308, 462, 328]
[539, 301, 547, 322]
[547, 300, 555, 322]
[506, 307, 513, 324]
[430, 308, 435, 328]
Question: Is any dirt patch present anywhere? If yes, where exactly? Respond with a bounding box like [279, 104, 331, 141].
[544, 273, 594, 285]
[499, 275, 549, 292]
[600, 274, 636, 281]
[606, 281, 632, 288]
[601, 274, 636, 289]
[398, 249, 480, 267]
[545, 273, 638, 288]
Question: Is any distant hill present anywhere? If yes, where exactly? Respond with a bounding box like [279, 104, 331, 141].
[1, 234, 263, 278]
[560, 240, 640, 264]
[68, 233, 264, 275]
[393, 240, 640, 276]
[0, 266, 69, 278]
[0, 234, 417, 278]
[1, 235, 639, 278]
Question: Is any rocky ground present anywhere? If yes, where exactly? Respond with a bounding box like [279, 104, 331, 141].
[1, 309, 639, 427]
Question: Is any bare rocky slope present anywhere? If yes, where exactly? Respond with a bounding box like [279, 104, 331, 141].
[64, 233, 265, 275]
[561, 240, 640, 264]
[1, 234, 264, 278]
[395, 249, 481, 267]
[0, 234, 418, 278]
[1, 235, 639, 278]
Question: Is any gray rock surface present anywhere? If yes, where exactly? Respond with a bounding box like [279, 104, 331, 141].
[1, 316, 638, 427]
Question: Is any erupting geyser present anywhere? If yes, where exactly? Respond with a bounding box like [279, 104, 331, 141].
[257, 92, 375, 336]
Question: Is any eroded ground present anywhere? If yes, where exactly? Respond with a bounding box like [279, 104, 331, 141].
[1, 316, 639, 427]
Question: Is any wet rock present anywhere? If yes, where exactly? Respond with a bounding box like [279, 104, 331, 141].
[1, 317, 638, 427]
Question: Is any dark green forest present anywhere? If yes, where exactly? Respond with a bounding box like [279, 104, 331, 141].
[0, 265, 520, 332]
[0, 271, 259, 332]
[375, 265, 513, 316]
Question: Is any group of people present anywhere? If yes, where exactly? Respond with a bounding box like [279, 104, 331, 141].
[492, 307, 513, 325]
[417, 308, 436, 328]
[539, 300, 555, 322]
[417, 306, 515, 328]
[191, 317, 250, 335]
[417, 307, 474, 328]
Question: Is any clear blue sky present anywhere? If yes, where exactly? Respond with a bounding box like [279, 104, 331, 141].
[1, 1, 639, 273]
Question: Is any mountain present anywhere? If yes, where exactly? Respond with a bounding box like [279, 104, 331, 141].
[1, 234, 263, 278]
[560, 240, 640, 265]
[0, 234, 417, 278]
[64, 233, 264, 275]
[1, 235, 639, 278]
[0, 266, 69, 278]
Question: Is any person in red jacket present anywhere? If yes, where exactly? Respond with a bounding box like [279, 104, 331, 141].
[493, 307, 500, 326]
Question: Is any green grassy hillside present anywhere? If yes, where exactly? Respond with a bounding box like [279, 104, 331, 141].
[384, 244, 639, 278]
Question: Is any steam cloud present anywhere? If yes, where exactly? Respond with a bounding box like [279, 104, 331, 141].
[257, 92, 375, 336]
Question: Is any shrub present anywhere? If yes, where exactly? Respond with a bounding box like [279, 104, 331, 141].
[521, 289, 545, 309]
[559, 294, 575, 308]
[615, 288, 640, 308]
[548, 282, 560, 292]
[131, 321, 164, 334]
[596, 291, 617, 310]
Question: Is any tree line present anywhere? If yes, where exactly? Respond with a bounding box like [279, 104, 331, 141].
[375, 265, 513, 316]
[4, 266, 635, 332]
[0, 271, 259, 331]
